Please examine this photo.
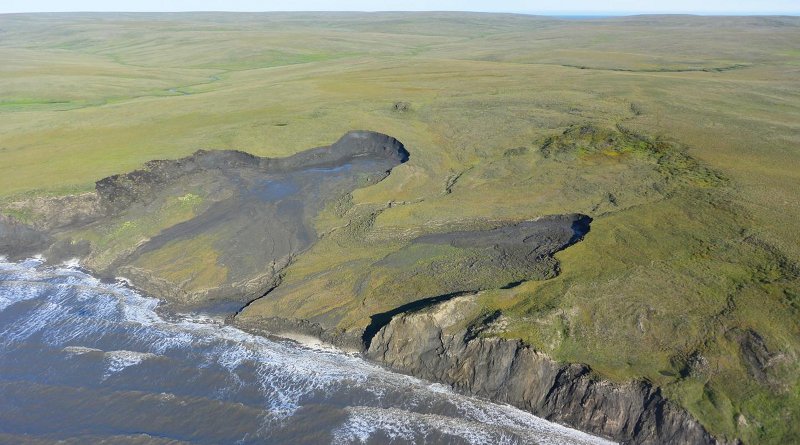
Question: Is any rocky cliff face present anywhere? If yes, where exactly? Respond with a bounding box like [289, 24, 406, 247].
[364, 295, 723, 445]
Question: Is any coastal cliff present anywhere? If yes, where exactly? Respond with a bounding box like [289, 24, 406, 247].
[233, 293, 724, 444]
[363, 295, 722, 445]
[1, 128, 762, 444]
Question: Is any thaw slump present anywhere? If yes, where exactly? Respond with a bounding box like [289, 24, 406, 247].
[0, 259, 614, 445]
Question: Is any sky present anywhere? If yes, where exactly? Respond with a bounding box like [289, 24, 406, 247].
[1, 0, 798, 15]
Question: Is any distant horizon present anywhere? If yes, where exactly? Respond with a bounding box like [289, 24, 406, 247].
[1, 0, 798, 16]
[1, 10, 798, 17]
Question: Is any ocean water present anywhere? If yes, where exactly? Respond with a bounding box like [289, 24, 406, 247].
[0, 258, 614, 445]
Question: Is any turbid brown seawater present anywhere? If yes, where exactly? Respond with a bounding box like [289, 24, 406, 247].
[0, 258, 614, 445]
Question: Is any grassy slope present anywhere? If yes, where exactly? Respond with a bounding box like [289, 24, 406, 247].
[1, 13, 798, 443]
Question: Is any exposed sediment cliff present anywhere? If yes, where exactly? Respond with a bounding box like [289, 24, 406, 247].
[233, 292, 724, 444]
[363, 295, 723, 445]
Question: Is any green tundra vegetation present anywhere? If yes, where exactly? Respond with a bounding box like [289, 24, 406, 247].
[1, 12, 798, 443]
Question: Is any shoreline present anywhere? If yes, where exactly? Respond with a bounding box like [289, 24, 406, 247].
[2, 254, 722, 444]
[0, 256, 620, 444]
[232, 307, 722, 445]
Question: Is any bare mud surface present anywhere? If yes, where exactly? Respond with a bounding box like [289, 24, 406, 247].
[1, 131, 409, 308]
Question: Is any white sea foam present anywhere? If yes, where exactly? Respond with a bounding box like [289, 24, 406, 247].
[115, 276, 133, 286]
[1, 299, 64, 345]
[103, 350, 158, 379]
[332, 406, 517, 445]
[0, 280, 47, 311]
[0, 260, 616, 444]
[63, 345, 103, 355]
[62, 258, 81, 268]
[333, 406, 614, 445]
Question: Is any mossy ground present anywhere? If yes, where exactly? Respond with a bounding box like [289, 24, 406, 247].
[1, 13, 799, 444]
